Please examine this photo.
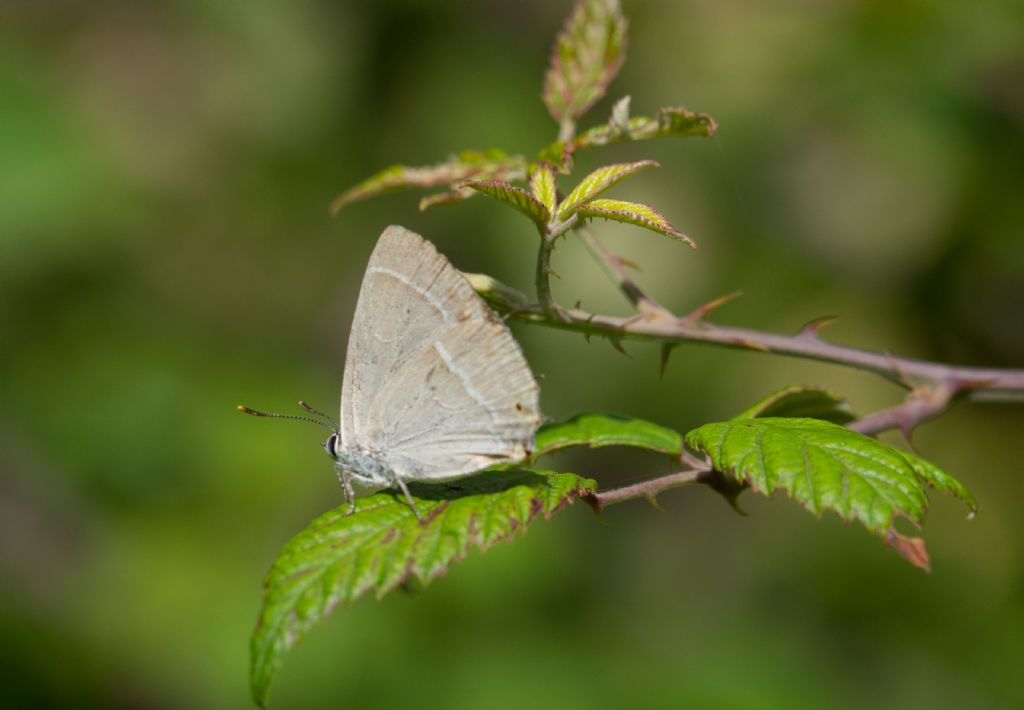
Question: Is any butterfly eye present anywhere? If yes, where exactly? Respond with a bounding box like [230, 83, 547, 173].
[323, 433, 340, 459]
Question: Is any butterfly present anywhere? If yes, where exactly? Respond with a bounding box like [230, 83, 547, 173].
[239, 225, 541, 519]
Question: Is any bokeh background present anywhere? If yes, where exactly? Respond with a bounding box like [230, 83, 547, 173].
[2, 0, 1023, 707]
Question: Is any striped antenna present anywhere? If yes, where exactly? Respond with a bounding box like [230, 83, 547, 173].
[237, 405, 336, 433]
[298, 401, 339, 429]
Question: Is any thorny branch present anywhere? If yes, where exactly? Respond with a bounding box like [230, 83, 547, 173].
[514, 303, 1024, 403]
[589, 467, 710, 509]
[518, 224, 1024, 405]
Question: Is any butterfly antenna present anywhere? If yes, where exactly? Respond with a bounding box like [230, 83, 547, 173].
[237, 405, 336, 433]
[298, 400, 339, 429]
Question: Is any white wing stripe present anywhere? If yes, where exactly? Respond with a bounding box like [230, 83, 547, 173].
[433, 340, 500, 422]
[369, 265, 458, 325]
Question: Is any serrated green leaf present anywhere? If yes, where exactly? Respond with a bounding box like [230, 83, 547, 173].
[530, 163, 558, 216]
[462, 180, 550, 226]
[330, 149, 528, 214]
[685, 418, 926, 528]
[576, 198, 694, 247]
[684, 418, 974, 569]
[418, 187, 475, 212]
[537, 105, 717, 165]
[733, 385, 858, 424]
[899, 449, 978, 516]
[251, 468, 595, 706]
[557, 160, 658, 219]
[575, 105, 718, 150]
[535, 412, 682, 456]
[543, 0, 628, 123]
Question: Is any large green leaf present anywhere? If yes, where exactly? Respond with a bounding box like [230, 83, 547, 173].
[557, 160, 658, 219]
[329, 149, 527, 214]
[684, 417, 975, 570]
[251, 469, 594, 706]
[543, 0, 628, 123]
[576, 198, 694, 246]
[536, 412, 682, 456]
[462, 179, 550, 226]
[733, 385, 858, 424]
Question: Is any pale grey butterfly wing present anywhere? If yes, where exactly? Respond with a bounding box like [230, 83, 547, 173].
[340, 225, 482, 444]
[363, 314, 540, 480]
[340, 225, 539, 480]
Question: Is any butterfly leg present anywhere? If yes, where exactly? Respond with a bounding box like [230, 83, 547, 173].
[335, 466, 356, 515]
[392, 475, 423, 522]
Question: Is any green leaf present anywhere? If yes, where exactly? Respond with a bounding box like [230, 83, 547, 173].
[557, 160, 658, 219]
[536, 140, 572, 172]
[684, 417, 974, 570]
[418, 187, 474, 212]
[733, 385, 858, 425]
[575, 198, 694, 247]
[251, 468, 595, 707]
[575, 105, 718, 150]
[530, 163, 558, 216]
[330, 149, 528, 214]
[462, 179, 550, 226]
[537, 105, 717, 167]
[536, 412, 682, 456]
[899, 449, 978, 516]
[543, 0, 628, 123]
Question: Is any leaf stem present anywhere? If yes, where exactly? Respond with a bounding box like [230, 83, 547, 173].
[535, 215, 578, 321]
[535, 232, 559, 320]
[589, 467, 711, 510]
[558, 117, 577, 143]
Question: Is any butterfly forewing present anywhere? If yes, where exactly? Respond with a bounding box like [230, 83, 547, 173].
[341, 225, 539, 480]
[341, 225, 479, 442]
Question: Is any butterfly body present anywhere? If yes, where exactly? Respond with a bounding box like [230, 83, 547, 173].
[324, 435, 393, 492]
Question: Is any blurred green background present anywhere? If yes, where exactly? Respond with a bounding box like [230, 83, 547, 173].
[2, 0, 1023, 707]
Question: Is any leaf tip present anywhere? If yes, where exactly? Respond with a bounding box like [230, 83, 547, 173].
[328, 194, 348, 217]
[885, 529, 932, 572]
